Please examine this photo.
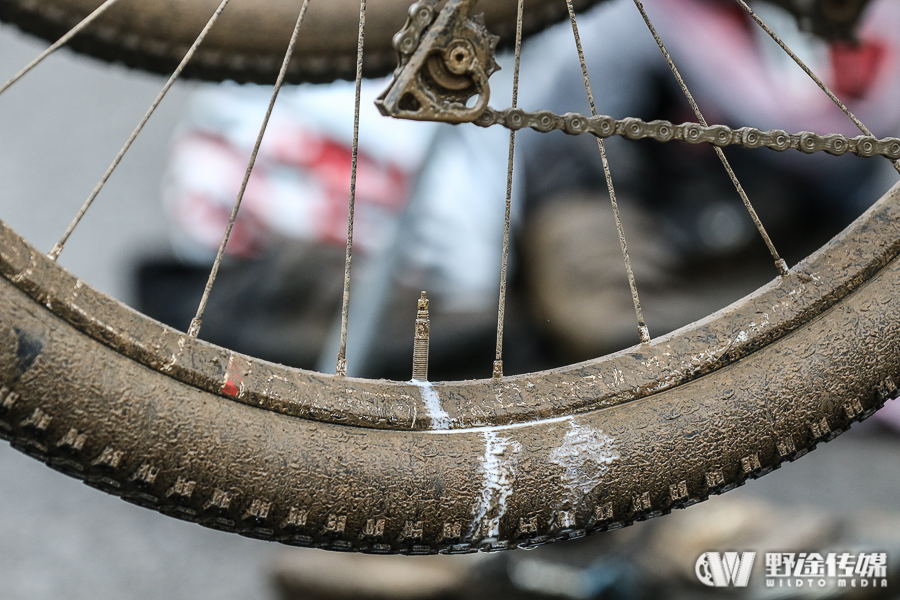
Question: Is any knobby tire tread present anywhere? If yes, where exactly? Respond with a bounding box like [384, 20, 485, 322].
[2, 0, 900, 554]
[0, 0, 607, 84]
[0, 179, 899, 552]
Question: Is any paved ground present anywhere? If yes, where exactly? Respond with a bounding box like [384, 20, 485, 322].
[0, 23, 277, 600]
[2, 19, 900, 600]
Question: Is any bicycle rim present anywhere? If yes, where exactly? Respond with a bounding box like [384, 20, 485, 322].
[0, 0, 898, 553]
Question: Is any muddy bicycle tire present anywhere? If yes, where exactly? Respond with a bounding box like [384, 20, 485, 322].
[0, 0, 607, 83]
[1, 167, 899, 552]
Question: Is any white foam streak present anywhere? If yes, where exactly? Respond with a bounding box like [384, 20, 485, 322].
[550, 420, 617, 504]
[412, 379, 453, 430]
[471, 431, 520, 539]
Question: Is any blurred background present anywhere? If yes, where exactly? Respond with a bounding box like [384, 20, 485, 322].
[3, 0, 900, 597]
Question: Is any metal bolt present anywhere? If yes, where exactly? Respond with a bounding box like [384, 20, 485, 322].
[492, 359, 503, 379]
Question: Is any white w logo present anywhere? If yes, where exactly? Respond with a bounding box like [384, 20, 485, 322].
[695, 552, 756, 587]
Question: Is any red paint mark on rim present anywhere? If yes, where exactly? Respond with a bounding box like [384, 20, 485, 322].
[221, 353, 244, 397]
[222, 379, 241, 397]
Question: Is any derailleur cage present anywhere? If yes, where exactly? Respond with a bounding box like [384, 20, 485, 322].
[376, 0, 500, 124]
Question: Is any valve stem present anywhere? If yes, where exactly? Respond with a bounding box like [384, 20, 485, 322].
[412, 291, 430, 381]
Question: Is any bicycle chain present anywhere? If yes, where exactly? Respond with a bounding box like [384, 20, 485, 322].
[473, 106, 900, 160]
[390, 0, 440, 74]
[379, 0, 900, 160]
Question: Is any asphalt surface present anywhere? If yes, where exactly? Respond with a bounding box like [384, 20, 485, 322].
[2, 19, 900, 600]
[0, 23, 277, 600]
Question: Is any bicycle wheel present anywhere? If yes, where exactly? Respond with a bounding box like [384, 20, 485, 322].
[0, 0, 605, 83]
[0, 0, 898, 554]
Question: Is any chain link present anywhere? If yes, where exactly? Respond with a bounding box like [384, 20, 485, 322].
[383, 0, 898, 163]
[474, 107, 900, 160]
[390, 0, 439, 72]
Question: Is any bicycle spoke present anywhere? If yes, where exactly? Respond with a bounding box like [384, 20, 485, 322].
[0, 0, 124, 97]
[335, 0, 367, 377]
[47, 0, 233, 262]
[188, 0, 313, 338]
[492, 0, 525, 380]
[632, 0, 789, 277]
[565, 0, 650, 345]
[734, 0, 900, 176]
